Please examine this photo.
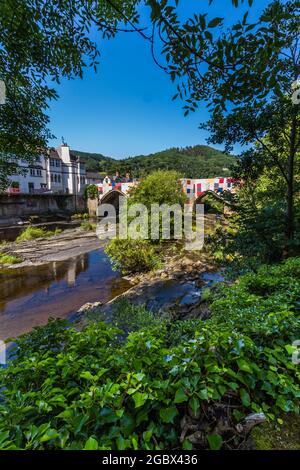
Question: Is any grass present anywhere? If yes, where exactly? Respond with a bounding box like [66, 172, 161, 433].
[16, 226, 62, 243]
[71, 213, 89, 220]
[0, 253, 22, 266]
[80, 221, 96, 231]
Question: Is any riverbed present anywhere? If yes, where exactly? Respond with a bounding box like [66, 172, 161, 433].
[0, 248, 131, 341]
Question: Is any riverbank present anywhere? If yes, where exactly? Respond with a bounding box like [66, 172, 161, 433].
[0, 227, 105, 267]
[0, 247, 132, 341]
[77, 245, 222, 325]
[0, 227, 221, 339]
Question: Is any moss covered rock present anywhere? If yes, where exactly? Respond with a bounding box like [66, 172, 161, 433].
[251, 414, 300, 450]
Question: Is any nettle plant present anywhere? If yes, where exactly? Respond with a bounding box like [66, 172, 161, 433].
[0, 258, 299, 450]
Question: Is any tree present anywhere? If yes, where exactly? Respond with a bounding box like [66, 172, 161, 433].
[0, 0, 139, 188]
[138, 0, 299, 255]
[105, 170, 186, 274]
[84, 184, 99, 200]
[72, 0, 297, 255]
[0, 0, 260, 190]
[128, 170, 186, 209]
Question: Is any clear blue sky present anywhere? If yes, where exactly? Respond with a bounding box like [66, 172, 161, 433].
[48, 0, 270, 159]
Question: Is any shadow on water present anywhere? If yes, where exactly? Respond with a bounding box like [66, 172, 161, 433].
[144, 272, 225, 312]
[0, 249, 131, 340]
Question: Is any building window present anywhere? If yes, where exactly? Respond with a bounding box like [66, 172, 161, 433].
[51, 174, 54, 182]
[40, 183, 47, 188]
[30, 169, 35, 176]
[54, 174, 57, 182]
[56, 160, 60, 167]
[37, 169, 42, 177]
[50, 159, 54, 167]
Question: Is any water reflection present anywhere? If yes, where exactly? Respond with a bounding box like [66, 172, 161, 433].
[0, 249, 131, 340]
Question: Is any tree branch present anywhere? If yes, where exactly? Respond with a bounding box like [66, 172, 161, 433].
[255, 135, 289, 184]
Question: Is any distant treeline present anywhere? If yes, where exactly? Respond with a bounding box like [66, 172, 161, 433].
[73, 145, 236, 178]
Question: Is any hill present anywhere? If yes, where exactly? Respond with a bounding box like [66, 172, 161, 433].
[72, 150, 115, 173]
[73, 145, 236, 178]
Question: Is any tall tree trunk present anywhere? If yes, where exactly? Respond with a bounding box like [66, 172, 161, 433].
[284, 115, 297, 257]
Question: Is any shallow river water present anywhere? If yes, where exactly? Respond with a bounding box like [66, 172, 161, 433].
[0, 249, 131, 341]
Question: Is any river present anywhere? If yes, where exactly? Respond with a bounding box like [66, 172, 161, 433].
[0, 249, 131, 341]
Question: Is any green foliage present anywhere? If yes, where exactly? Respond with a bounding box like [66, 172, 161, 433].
[74, 145, 235, 179]
[0, 258, 299, 450]
[72, 150, 115, 173]
[210, 257, 300, 340]
[84, 184, 99, 200]
[16, 226, 62, 243]
[80, 221, 97, 232]
[71, 213, 89, 220]
[128, 170, 186, 208]
[0, 253, 22, 266]
[0, 0, 139, 188]
[210, 167, 300, 273]
[94, 299, 163, 334]
[144, 0, 299, 252]
[105, 239, 162, 275]
[105, 171, 185, 274]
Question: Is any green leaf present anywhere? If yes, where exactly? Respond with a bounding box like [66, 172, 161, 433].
[133, 392, 148, 408]
[240, 388, 251, 407]
[189, 397, 200, 417]
[208, 17, 223, 28]
[84, 437, 99, 450]
[159, 406, 178, 423]
[40, 429, 59, 443]
[285, 344, 297, 355]
[80, 371, 96, 381]
[207, 434, 223, 450]
[116, 436, 126, 450]
[205, 31, 213, 42]
[174, 387, 188, 403]
[199, 388, 209, 400]
[0, 431, 10, 446]
[237, 358, 252, 373]
[143, 430, 153, 443]
[183, 439, 193, 450]
[200, 15, 206, 31]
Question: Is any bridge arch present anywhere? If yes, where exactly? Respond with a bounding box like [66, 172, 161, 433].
[193, 190, 236, 213]
[98, 189, 126, 215]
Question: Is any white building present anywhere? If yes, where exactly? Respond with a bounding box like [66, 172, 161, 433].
[7, 144, 86, 195]
[7, 155, 48, 194]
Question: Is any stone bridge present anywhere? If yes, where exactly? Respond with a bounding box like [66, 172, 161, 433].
[95, 177, 236, 215]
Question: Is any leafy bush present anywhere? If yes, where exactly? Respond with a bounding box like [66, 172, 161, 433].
[128, 170, 186, 209]
[105, 238, 162, 275]
[0, 253, 22, 266]
[93, 299, 163, 334]
[215, 172, 300, 272]
[0, 258, 299, 450]
[16, 226, 62, 242]
[84, 184, 98, 200]
[105, 171, 186, 274]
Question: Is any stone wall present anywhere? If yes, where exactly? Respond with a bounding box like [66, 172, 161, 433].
[0, 194, 86, 223]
